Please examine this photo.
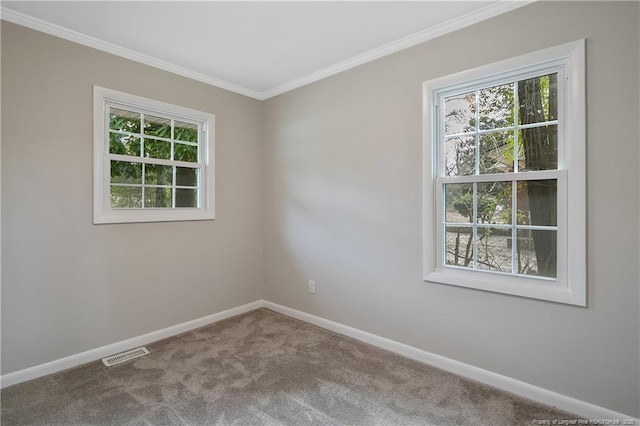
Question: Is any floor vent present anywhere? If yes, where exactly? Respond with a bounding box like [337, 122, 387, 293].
[102, 347, 150, 367]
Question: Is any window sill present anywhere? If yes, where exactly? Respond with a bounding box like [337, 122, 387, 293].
[93, 208, 215, 224]
[424, 268, 585, 306]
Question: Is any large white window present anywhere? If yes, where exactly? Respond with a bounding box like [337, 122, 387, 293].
[93, 86, 215, 224]
[423, 40, 585, 306]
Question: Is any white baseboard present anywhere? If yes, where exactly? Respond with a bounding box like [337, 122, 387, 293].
[263, 301, 639, 422]
[2, 299, 637, 422]
[0, 300, 263, 388]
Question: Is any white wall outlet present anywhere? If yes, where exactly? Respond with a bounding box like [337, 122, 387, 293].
[308, 280, 316, 294]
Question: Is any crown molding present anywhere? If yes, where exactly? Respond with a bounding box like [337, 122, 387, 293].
[0, 7, 265, 100]
[1, 1, 535, 101]
[261, 0, 535, 99]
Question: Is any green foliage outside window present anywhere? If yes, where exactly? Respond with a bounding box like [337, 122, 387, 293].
[444, 74, 558, 277]
[108, 109, 200, 209]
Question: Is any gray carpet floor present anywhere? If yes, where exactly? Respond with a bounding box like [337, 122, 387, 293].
[1, 308, 575, 425]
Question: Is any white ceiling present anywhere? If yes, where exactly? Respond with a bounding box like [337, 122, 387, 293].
[1, 1, 530, 99]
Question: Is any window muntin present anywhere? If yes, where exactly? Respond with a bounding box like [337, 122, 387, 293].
[437, 70, 562, 280]
[94, 86, 215, 224]
[423, 40, 585, 306]
[107, 106, 201, 209]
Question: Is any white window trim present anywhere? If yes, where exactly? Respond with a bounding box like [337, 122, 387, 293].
[93, 86, 215, 224]
[422, 40, 586, 306]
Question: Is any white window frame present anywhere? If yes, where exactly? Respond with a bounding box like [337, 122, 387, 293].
[422, 40, 586, 306]
[93, 86, 215, 224]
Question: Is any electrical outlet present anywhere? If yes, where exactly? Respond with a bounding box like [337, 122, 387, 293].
[308, 280, 316, 294]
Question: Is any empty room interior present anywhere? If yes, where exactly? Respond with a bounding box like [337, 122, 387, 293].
[1, 1, 639, 424]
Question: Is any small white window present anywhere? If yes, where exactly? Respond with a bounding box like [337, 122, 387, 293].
[93, 86, 215, 224]
[423, 40, 585, 306]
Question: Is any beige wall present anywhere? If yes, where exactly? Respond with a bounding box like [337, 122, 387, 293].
[1, 22, 264, 374]
[2, 0, 639, 419]
[263, 1, 640, 417]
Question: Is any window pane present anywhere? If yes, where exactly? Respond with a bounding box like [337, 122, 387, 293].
[175, 121, 198, 143]
[477, 181, 512, 224]
[110, 161, 142, 184]
[445, 226, 474, 267]
[518, 73, 558, 125]
[110, 185, 142, 208]
[145, 187, 173, 208]
[109, 133, 141, 157]
[517, 229, 556, 278]
[144, 115, 171, 138]
[517, 125, 558, 171]
[479, 83, 514, 130]
[144, 138, 171, 160]
[516, 180, 557, 226]
[479, 131, 514, 174]
[477, 227, 512, 273]
[444, 136, 475, 177]
[145, 164, 173, 186]
[175, 143, 198, 163]
[176, 189, 198, 208]
[445, 91, 475, 135]
[444, 183, 473, 223]
[176, 167, 198, 187]
[109, 108, 140, 133]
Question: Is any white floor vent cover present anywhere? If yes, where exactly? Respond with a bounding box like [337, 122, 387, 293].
[102, 347, 150, 367]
